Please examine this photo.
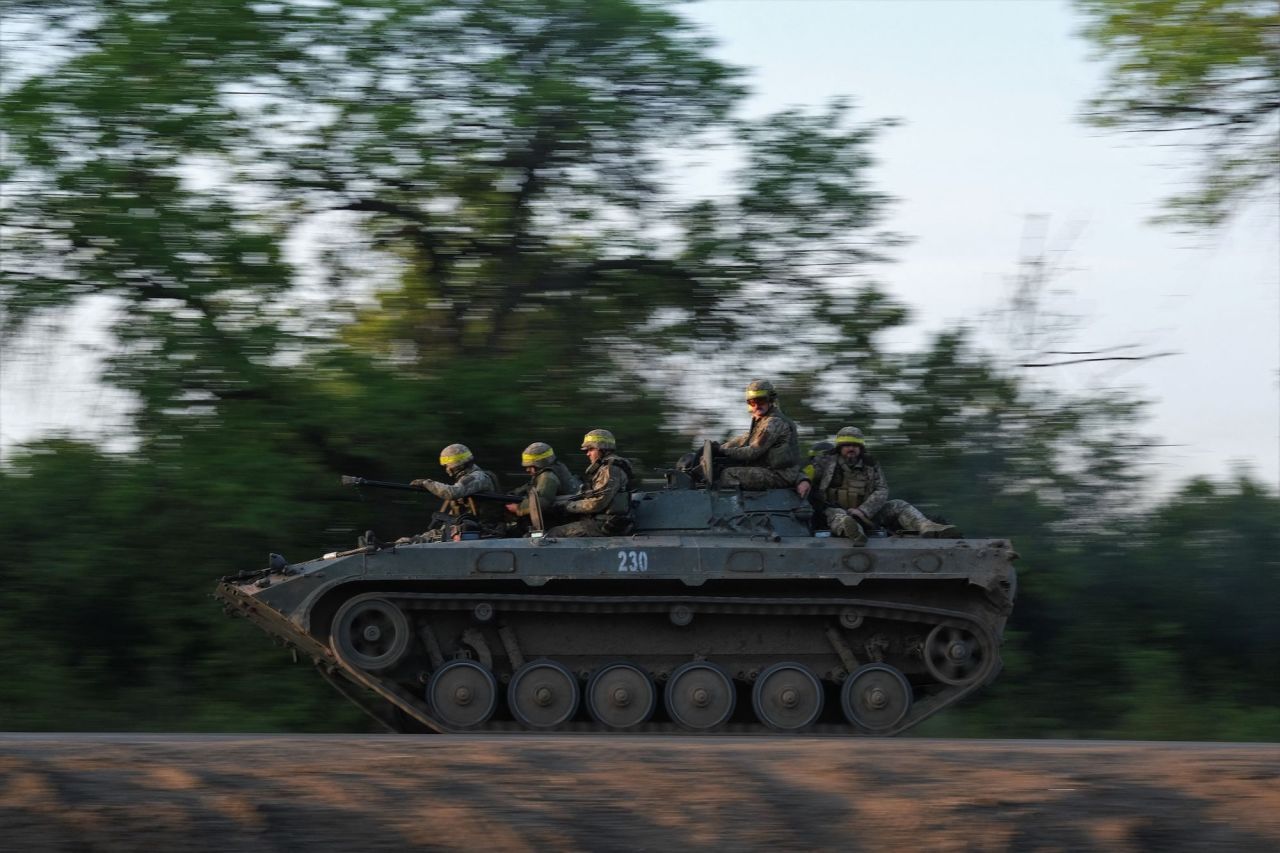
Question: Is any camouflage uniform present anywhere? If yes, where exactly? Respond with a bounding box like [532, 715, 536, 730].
[811, 452, 949, 544]
[547, 454, 634, 537]
[718, 407, 802, 489]
[512, 460, 579, 518]
[415, 464, 505, 529]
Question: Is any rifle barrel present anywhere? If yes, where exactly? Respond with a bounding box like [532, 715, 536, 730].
[342, 476, 522, 502]
[341, 476, 419, 492]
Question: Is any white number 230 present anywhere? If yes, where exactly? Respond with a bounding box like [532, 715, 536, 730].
[617, 550, 649, 572]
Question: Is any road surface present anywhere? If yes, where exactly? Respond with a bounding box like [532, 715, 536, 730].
[1, 735, 1277, 851]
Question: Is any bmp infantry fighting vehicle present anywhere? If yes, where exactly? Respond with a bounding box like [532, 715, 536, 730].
[217, 448, 1016, 735]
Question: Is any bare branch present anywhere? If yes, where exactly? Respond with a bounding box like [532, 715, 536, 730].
[1019, 352, 1177, 368]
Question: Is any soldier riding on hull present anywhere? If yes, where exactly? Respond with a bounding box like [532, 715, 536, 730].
[711, 379, 802, 489]
[408, 443, 505, 537]
[506, 442, 580, 525]
[545, 429, 634, 537]
[807, 427, 958, 545]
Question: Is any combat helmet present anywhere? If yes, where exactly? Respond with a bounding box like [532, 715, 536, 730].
[580, 428, 617, 451]
[809, 439, 836, 458]
[745, 379, 777, 401]
[835, 427, 866, 447]
[438, 443, 475, 477]
[521, 442, 556, 470]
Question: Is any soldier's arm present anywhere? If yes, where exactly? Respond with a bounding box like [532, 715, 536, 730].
[721, 432, 748, 450]
[857, 463, 889, 517]
[517, 472, 560, 516]
[721, 417, 784, 463]
[809, 454, 831, 485]
[796, 462, 815, 498]
[425, 470, 487, 501]
[565, 465, 624, 515]
[801, 456, 832, 502]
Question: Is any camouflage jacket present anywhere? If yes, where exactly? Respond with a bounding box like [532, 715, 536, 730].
[812, 453, 888, 517]
[421, 464, 503, 522]
[565, 454, 633, 518]
[514, 461, 580, 517]
[722, 407, 801, 481]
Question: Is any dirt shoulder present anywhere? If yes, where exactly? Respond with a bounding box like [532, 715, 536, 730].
[1, 735, 1277, 852]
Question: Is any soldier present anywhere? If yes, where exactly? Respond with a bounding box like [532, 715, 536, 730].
[802, 439, 836, 483]
[410, 443, 505, 531]
[807, 427, 958, 544]
[711, 379, 802, 489]
[505, 442, 580, 520]
[546, 428, 634, 537]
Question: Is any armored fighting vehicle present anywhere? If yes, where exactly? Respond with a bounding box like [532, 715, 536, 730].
[217, 449, 1016, 735]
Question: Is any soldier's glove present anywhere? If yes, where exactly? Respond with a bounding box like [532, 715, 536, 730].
[709, 441, 723, 457]
[410, 479, 428, 489]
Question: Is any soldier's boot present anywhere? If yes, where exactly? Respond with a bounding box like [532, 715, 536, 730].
[831, 514, 867, 546]
[893, 503, 959, 538]
[916, 519, 960, 538]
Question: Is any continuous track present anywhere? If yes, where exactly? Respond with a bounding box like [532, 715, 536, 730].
[222, 584, 1002, 736]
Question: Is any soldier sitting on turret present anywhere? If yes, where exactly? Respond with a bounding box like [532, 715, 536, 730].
[804, 427, 958, 545]
[546, 429, 634, 537]
[709, 379, 802, 489]
[505, 442, 580, 526]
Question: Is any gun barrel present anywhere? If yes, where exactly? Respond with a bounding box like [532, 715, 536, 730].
[340, 476, 420, 492]
[342, 476, 522, 503]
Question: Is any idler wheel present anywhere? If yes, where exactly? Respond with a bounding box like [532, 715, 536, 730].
[924, 624, 989, 686]
[841, 663, 912, 732]
[752, 662, 824, 732]
[427, 660, 498, 730]
[508, 659, 580, 730]
[331, 597, 411, 673]
[665, 662, 735, 731]
[586, 663, 656, 730]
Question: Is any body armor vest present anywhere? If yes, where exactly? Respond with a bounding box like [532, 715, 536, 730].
[587, 456, 634, 517]
[824, 461, 875, 511]
[444, 467, 504, 525]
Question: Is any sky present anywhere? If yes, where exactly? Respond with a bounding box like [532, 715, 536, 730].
[1, 0, 1277, 494]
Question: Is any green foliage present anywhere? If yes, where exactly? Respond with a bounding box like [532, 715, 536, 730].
[940, 475, 1280, 741]
[1075, 0, 1280, 228]
[0, 440, 363, 731]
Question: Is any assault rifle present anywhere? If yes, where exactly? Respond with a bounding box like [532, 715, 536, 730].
[340, 475, 523, 504]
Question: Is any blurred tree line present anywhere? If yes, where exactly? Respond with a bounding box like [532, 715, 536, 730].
[1074, 0, 1279, 229]
[1, 0, 1275, 739]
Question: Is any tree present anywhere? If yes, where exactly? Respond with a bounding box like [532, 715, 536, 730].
[1075, 0, 1280, 228]
[1, 0, 899, 458]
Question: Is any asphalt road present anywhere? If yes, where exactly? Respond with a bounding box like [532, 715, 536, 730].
[1, 735, 1277, 852]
